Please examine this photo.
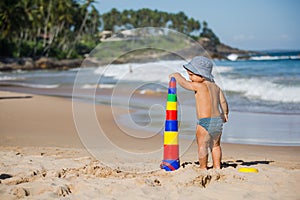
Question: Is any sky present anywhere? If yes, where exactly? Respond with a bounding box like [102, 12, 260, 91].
[95, 0, 300, 51]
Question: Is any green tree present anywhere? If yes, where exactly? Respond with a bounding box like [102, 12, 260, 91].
[200, 21, 220, 45]
[0, 0, 101, 58]
[101, 8, 202, 37]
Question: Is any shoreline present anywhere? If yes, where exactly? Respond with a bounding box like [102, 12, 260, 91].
[2, 84, 300, 116]
[1, 87, 300, 147]
[1, 50, 299, 72]
[0, 88, 300, 148]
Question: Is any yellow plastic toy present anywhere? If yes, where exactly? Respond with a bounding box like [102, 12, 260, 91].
[238, 167, 259, 173]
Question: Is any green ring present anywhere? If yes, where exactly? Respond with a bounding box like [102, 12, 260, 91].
[167, 94, 177, 102]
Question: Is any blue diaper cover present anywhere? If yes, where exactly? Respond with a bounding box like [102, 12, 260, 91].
[197, 117, 223, 135]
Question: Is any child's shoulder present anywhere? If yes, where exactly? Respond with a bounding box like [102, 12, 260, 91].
[192, 81, 208, 91]
[204, 81, 222, 91]
[206, 80, 219, 87]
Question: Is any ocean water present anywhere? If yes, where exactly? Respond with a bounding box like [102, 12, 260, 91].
[1, 51, 300, 145]
[215, 58, 300, 114]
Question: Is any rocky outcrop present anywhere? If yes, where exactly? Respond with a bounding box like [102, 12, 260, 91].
[197, 37, 254, 59]
[0, 57, 82, 71]
[35, 58, 82, 70]
[110, 37, 255, 63]
[0, 58, 35, 71]
[0, 38, 255, 71]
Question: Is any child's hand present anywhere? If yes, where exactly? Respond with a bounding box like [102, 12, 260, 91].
[223, 114, 228, 123]
[169, 72, 180, 79]
[169, 72, 193, 91]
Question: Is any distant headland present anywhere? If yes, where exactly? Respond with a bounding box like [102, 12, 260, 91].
[0, 3, 253, 71]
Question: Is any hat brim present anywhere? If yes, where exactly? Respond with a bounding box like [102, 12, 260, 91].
[183, 64, 214, 81]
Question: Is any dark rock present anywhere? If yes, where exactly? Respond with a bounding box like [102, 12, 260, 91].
[22, 58, 35, 70]
[53, 59, 83, 69]
[35, 57, 56, 69]
[0, 57, 83, 71]
[34, 57, 82, 70]
[0, 65, 14, 71]
[0, 57, 35, 71]
[198, 37, 255, 59]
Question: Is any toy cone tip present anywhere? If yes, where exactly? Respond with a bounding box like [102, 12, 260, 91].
[170, 77, 176, 82]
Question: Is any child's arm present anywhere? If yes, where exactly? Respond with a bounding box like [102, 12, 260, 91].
[169, 73, 194, 91]
[219, 89, 229, 122]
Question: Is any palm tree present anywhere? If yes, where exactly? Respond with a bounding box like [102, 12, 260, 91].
[200, 21, 220, 45]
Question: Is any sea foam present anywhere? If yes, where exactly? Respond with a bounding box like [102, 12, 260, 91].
[93, 60, 299, 103]
[222, 77, 300, 103]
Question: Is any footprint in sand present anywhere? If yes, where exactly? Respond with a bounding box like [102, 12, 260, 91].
[57, 184, 72, 197]
[187, 173, 224, 188]
[11, 187, 30, 198]
[194, 175, 212, 188]
[145, 178, 161, 187]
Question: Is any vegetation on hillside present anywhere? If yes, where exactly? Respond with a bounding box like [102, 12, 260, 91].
[102, 8, 201, 36]
[0, 0, 220, 59]
[0, 0, 100, 58]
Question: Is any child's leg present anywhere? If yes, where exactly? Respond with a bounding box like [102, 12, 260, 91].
[196, 125, 210, 169]
[211, 134, 222, 169]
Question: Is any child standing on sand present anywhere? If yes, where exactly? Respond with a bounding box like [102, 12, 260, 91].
[170, 56, 229, 169]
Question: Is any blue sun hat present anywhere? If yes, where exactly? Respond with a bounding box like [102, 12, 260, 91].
[183, 56, 214, 81]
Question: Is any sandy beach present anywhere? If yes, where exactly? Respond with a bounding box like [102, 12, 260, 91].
[1, 90, 300, 200]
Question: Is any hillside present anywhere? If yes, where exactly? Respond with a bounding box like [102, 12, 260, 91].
[0, 35, 253, 71]
[0, 2, 254, 71]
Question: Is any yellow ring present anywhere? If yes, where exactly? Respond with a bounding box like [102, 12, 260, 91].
[164, 131, 178, 145]
[238, 167, 259, 173]
[166, 102, 177, 110]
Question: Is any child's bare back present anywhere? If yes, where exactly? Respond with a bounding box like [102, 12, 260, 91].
[193, 81, 227, 119]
